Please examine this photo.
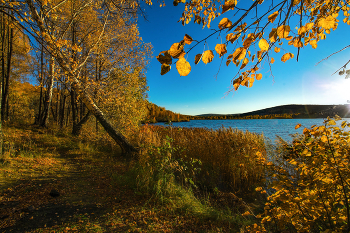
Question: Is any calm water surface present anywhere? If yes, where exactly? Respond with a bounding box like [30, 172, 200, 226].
[153, 118, 350, 142]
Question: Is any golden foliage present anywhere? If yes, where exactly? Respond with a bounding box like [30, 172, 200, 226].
[154, 0, 349, 87]
[222, 0, 237, 14]
[169, 42, 185, 58]
[218, 18, 232, 29]
[215, 44, 227, 57]
[232, 47, 246, 60]
[183, 34, 193, 45]
[202, 50, 214, 64]
[268, 11, 279, 23]
[194, 53, 202, 64]
[258, 38, 269, 51]
[161, 64, 171, 75]
[248, 118, 350, 232]
[157, 51, 172, 65]
[176, 57, 191, 76]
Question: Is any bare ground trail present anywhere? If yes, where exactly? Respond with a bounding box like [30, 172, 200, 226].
[0, 125, 218, 233]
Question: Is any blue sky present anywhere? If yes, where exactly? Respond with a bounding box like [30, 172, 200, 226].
[138, 2, 350, 116]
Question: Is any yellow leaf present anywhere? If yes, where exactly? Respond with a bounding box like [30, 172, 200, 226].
[176, 57, 191, 76]
[251, 54, 255, 62]
[184, 34, 193, 45]
[249, 77, 255, 87]
[298, 26, 307, 35]
[277, 25, 290, 38]
[241, 77, 249, 87]
[258, 39, 269, 51]
[305, 22, 314, 31]
[295, 124, 301, 129]
[240, 57, 249, 69]
[270, 57, 275, 64]
[268, 11, 279, 23]
[215, 44, 227, 57]
[232, 47, 246, 60]
[318, 15, 337, 30]
[269, 28, 277, 42]
[194, 54, 202, 65]
[293, 38, 303, 47]
[169, 42, 184, 58]
[202, 50, 214, 64]
[310, 40, 317, 49]
[274, 47, 280, 53]
[194, 15, 201, 24]
[226, 60, 231, 66]
[256, 73, 262, 80]
[321, 135, 328, 143]
[218, 18, 232, 29]
[243, 33, 255, 49]
[281, 53, 291, 62]
[222, 0, 237, 14]
[226, 33, 240, 43]
[156, 51, 172, 65]
[328, 120, 336, 125]
[161, 64, 171, 75]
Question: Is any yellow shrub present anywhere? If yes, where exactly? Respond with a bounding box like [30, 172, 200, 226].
[250, 117, 350, 232]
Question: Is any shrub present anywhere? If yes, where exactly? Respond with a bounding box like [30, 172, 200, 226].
[248, 117, 350, 232]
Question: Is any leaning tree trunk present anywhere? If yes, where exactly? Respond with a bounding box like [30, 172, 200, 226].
[72, 110, 91, 136]
[26, 0, 138, 155]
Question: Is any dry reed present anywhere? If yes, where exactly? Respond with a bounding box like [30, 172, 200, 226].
[137, 125, 267, 193]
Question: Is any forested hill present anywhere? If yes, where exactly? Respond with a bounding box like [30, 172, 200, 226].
[195, 104, 350, 120]
[144, 104, 350, 123]
[143, 102, 191, 123]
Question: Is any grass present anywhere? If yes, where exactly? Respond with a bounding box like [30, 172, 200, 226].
[0, 122, 267, 232]
[136, 125, 267, 194]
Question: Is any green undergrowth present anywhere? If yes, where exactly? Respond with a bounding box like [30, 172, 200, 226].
[0, 123, 262, 232]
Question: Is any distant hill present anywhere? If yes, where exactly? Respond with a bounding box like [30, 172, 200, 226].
[143, 102, 191, 123]
[195, 104, 350, 120]
[145, 103, 350, 123]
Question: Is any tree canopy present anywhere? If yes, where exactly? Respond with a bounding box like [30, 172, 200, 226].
[157, 0, 350, 91]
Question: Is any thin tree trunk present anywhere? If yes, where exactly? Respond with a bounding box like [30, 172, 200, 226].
[70, 89, 78, 133]
[59, 85, 66, 128]
[40, 56, 55, 127]
[36, 44, 44, 124]
[0, 8, 3, 160]
[1, 14, 12, 122]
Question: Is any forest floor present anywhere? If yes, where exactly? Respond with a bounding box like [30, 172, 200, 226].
[0, 124, 251, 233]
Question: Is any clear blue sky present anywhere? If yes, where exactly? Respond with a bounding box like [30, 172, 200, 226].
[138, 2, 350, 116]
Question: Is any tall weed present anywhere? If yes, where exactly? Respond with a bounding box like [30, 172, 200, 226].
[137, 125, 267, 194]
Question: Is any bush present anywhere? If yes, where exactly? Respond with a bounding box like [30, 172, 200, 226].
[248, 117, 350, 232]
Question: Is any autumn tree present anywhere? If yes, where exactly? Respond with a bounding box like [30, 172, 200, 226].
[0, 0, 152, 155]
[158, 0, 350, 91]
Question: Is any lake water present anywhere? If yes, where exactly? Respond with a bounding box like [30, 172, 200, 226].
[153, 118, 350, 143]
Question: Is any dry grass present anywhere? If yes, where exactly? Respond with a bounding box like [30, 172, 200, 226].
[137, 125, 267, 194]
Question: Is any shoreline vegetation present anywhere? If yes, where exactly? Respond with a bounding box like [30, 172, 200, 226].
[3, 116, 350, 232]
[1, 82, 350, 231]
[144, 103, 350, 123]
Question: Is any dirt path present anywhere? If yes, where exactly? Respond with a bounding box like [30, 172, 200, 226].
[0, 127, 226, 233]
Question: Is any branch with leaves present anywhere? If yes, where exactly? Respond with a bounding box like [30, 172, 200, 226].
[158, 0, 350, 92]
